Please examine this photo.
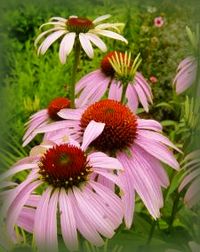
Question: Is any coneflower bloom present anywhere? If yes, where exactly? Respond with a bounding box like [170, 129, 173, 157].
[23, 97, 71, 146]
[179, 150, 200, 207]
[37, 99, 180, 228]
[35, 14, 128, 64]
[1, 121, 124, 251]
[173, 56, 197, 94]
[75, 51, 153, 112]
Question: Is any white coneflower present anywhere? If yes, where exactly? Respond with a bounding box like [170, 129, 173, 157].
[35, 14, 128, 64]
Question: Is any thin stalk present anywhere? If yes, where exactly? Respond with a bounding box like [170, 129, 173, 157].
[167, 191, 180, 233]
[70, 39, 81, 108]
[146, 220, 157, 245]
[121, 82, 129, 104]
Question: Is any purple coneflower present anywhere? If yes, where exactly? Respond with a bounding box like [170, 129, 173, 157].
[23, 97, 71, 146]
[173, 56, 197, 94]
[35, 14, 127, 64]
[179, 150, 200, 207]
[75, 51, 153, 112]
[36, 99, 180, 228]
[1, 121, 124, 251]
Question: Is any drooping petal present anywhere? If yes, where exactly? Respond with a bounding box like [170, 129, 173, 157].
[71, 192, 104, 246]
[7, 180, 42, 240]
[37, 30, 66, 55]
[59, 188, 78, 251]
[125, 83, 139, 112]
[59, 32, 76, 64]
[17, 207, 35, 233]
[34, 186, 53, 252]
[45, 189, 59, 252]
[86, 33, 107, 52]
[81, 120, 105, 151]
[79, 33, 94, 58]
[108, 80, 122, 101]
[137, 119, 162, 132]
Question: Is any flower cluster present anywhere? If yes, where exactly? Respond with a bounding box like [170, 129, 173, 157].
[2, 12, 195, 252]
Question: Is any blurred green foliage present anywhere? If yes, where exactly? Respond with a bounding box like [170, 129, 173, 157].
[0, 0, 199, 251]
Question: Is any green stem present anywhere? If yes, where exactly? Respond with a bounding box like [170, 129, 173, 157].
[120, 82, 128, 104]
[70, 40, 81, 108]
[167, 191, 180, 233]
[146, 220, 157, 245]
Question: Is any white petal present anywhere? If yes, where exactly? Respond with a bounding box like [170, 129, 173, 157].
[59, 32, 76, 64]
[93, 14, 111, 24]
[37, 30, 66, 55]
[79, 33, 94, 58]
[94, 29, 128, 44]
[86, 33, 107, 52]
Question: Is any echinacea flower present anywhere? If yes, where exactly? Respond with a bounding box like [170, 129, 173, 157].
[35, 14, 128, 64]
[179, 150, 200, 207]
[173, 56, 197, 94]
[23, 97, 71, 146]
[37, 99, 180, 228]
[154, 16, 164, 27]
[0, 121, 124, 252]
[75, 51, 153, 112]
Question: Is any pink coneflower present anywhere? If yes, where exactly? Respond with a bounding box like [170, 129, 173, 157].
[75, 51, 153, 112]
[149, 76, 158, 84]
[179, 150, 200, 207]
[173, 56, 197, 94]
[154, 16, 164, 27]
[35, 14, 127, 64]
[1, 121, 124, 251]
[37, 99, 180, 228]
[23, 97, 71, 146]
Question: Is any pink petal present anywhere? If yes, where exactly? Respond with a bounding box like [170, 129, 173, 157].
[81, 121, 105, 151]
[137, 119, 162, 132]
[108, 80, 122, 101]
[88, 151, 123, 170]
[73, 186, 115, 238]
[34, 186, 53, 251]
[71, 192, 104, 246]
[45, 189, 59, 252]
[7, 180, 42, 240]
[134, 83, 149, 112]
[17, 207, 35, 233]
[126, 83, 139, 112]
[58, 108, 83, 120]
[135, 137, 179, 170]
[59, 188, 78, 251]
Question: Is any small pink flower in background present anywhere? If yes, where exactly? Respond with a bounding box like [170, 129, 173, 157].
[173, 56, 197, 94]
[149, 76, 158, 84]
[0, 121, 124, 252]
[154, 16, 164, 27]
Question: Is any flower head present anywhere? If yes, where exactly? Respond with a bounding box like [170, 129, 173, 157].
[35, 14, 128, 64]
[23, 97, 71, 146]
[1, 121, 124, 251]
[76, 51, 153, 112]
[154, 16, 164, 27]
[173, 56, 197, 94]
[40, 99, 180, 228]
